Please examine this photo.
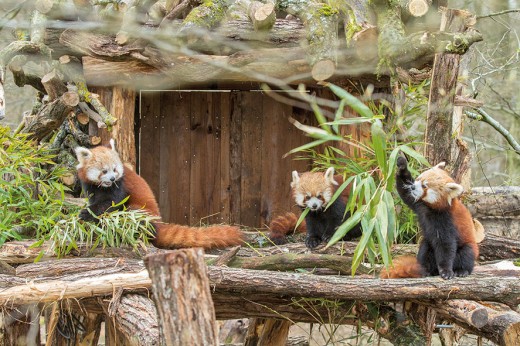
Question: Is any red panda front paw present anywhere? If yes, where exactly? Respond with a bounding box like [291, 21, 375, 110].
[79, 209, 96, 222]
[439, 268, 455, 280]
[396, 156, 408, 172]
[305, 236, 322, 249]
[454, 269, 470, 277]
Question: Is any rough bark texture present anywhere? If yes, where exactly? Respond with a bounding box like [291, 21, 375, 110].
[109, 87, 137, 168]
[424, 8, 472, 165]
[144, 249, 219, 346]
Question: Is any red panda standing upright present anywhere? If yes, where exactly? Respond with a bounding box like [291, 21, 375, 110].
[381, 156, 478, 279]
[75, 139, 243, 249]
[268, 167, 362, 249]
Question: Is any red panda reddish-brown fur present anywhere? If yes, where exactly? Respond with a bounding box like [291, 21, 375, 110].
[75, 141, 243, 250]
[268, 168, 359, 248]
[382, 157, 478, 280]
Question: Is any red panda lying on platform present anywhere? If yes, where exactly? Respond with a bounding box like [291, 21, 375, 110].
[268, 167, 362, 249]
[381, 156, 478, 279]
[75, 140, 243, 249]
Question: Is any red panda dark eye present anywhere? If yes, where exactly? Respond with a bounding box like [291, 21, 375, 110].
[113, 168, 117, 172]
[304, 196, 310, 201]
[102, 169, 108, 174]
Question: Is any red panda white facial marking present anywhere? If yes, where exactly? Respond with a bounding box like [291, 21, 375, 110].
[75, 140, 124, 187]
[291, 167, 338, 211]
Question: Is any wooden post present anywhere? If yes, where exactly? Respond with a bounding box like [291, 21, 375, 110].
[424, 8, 473, 165]
[144, 249, 218, 346]
[110, 87, 137, 168]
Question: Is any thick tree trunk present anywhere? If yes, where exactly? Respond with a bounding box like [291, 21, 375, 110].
[424, 8, 473, 165]
[144, 249, 219, 346]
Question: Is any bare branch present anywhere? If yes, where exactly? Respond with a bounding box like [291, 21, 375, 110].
[465, 108, 520, 156]
[477, 9, 520, 20]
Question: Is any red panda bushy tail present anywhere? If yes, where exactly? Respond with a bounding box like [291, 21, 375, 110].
[380, 256, 424, 279]
[152, 223, 244, 249]
[267, 212, 307, 245]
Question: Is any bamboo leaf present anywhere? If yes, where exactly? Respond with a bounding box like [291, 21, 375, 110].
[283, 139, 330, 158]
[399, 145, 430, 167]
[351, 215, 375, 275]
[325, 210, 363, 248]
[371, 120, 387, 173]
[295, 208, 309, 231]
[327, 83, 374, 118]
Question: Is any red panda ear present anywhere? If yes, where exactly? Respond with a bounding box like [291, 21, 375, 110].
[291, 170, 300, 188]
[445, 182, 463, 198]
[74, 147, 92, 167]
[434, 162, 446, 169]
[324, 167, 338, 185]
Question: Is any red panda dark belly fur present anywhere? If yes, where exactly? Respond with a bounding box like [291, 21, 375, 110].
[382, 157, 478, 279]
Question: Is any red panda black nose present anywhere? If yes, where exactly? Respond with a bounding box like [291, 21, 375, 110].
[110, 177, 116, 182]
[410, 185, 415, 190]
[312, 203, 318, 209]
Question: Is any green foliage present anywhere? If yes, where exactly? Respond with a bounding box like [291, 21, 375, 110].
[0, 126, 76, 246]
[0, 125, 155, 259]
[288, 84, 429, 274]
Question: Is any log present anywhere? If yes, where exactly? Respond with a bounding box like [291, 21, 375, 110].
[468, 186, 520, 217]
[41, 69, 68, 101]
[9, 55, 46, 94]
[0, 241, 148, 264]
[244, 318, 291, 346]
[421, 299, 489, 329]
[144, 249, 219, 346]
[2, 260, 519, 306]
[343, 0, 378, 61]
[431, 301, 520, 346]
[238, 0, 276, 31]
[111, 294, 160, 345]
[424, 8, 473, 165]
[401, 0, 432, 17]
[20, 96, 74, 141]
[277, 0, 339, 81]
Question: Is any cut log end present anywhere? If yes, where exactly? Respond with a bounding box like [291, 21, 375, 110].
[61, 91, 80, 107]
[251, 3, 276, 31]
[311, 60, 335, 81]
[408, 0, 430, 17]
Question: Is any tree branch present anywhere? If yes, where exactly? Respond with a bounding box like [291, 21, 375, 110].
[477, 9, 520, 19]
[466, 108, 520, 156]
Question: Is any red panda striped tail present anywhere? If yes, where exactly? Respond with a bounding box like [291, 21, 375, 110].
[267, 212, 306, 245]
[380, 256, 424, 279]
[152, 223, 244, 250]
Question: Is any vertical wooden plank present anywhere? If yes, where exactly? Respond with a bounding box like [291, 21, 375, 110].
[219, 92, 232, 224]
[240, 92, 263, 227]
[209, 92, 223, 224]
[110, 87, 136, 168]
[189, 92, 209, 225]
[163, 92, 191, 224]
[229, 91, 242, 225]
[138, 91, 161, 208]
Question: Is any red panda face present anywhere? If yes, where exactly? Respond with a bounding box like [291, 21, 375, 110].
[291, 167, 338, 211]
[75, 139, 124, 187]
[410, 162, 464, 209]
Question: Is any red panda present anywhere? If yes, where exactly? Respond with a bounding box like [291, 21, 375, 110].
[268, 167, 361, 249]
[75, 140, 243, 249]
[381, 156, 478, 279]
